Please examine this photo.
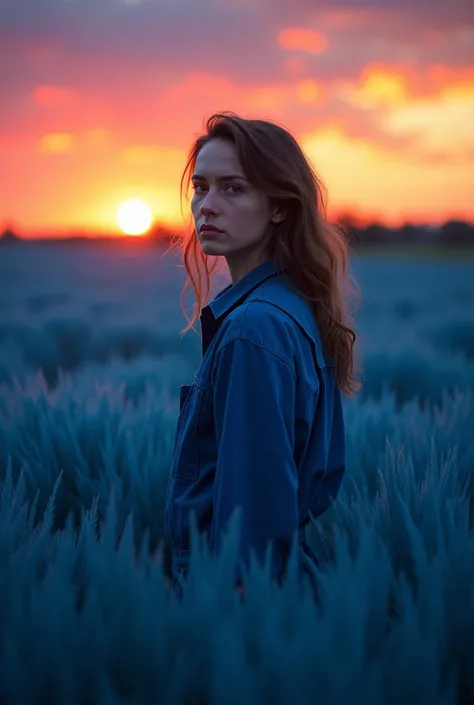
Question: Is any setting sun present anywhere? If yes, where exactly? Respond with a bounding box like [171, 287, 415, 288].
[117, 199, 153, 236]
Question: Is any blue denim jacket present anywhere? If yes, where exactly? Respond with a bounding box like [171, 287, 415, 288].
[164, 260, 345, 594]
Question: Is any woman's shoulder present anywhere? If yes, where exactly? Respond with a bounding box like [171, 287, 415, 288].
[226, 297, 294, 335]
[213, 272, 325, 357]
[215, 297, 309, 360]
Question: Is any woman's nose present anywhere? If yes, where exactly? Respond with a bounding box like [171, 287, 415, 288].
[200, 192, 219, 216]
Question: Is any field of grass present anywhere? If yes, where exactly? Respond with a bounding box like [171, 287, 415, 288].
[0, 241, 473, 704]
[355, 243, 474, 260]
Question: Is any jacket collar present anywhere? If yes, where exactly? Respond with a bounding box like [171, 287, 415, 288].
[205, 260, 286, 321]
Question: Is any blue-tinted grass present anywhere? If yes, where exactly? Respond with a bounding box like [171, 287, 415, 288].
[0, 242, 473, 704]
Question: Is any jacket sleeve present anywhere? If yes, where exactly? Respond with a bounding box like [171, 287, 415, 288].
[209, 336, 299, 584]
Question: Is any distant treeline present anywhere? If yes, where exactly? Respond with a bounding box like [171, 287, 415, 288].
[338, 218, 474, 248]
[1, 219, 474, 247]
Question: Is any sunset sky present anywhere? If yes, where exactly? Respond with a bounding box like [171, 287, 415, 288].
[1, 0, 473, 237]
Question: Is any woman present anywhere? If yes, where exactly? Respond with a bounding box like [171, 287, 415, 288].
[164, 111, 359, 601]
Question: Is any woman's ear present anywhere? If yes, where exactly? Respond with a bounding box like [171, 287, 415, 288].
[271, 208, 286, 224]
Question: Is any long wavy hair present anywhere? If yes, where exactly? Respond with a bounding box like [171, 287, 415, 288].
[171, 111, 360, 396]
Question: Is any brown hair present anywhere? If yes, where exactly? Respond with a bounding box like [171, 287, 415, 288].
[171, 111, 360, 395]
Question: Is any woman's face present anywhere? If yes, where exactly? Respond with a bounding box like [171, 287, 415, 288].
[191, 138, 279, 282]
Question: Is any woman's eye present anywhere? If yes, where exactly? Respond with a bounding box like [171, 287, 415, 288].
[191, 183, 242, 194]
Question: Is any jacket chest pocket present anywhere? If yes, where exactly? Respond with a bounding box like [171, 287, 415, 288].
[171, 382, 205, 480]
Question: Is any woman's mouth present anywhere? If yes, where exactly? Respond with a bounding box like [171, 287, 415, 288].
[199, 224, 224, 236]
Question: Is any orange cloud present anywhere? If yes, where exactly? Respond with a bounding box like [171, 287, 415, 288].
[38, 129, 110, 155]
[359, 68, 409, 106]
[295, 80, 323, 104]
[441, 78, 474, 100]
[430, 66, 474, 101]
[339, 64, 413, 109]
[277, 28, 328, 54]
[33, 85, 76, 107]
[385, 90, 474, 157]
[40, 133, 75, 154]
[338, 63, 474, 115]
